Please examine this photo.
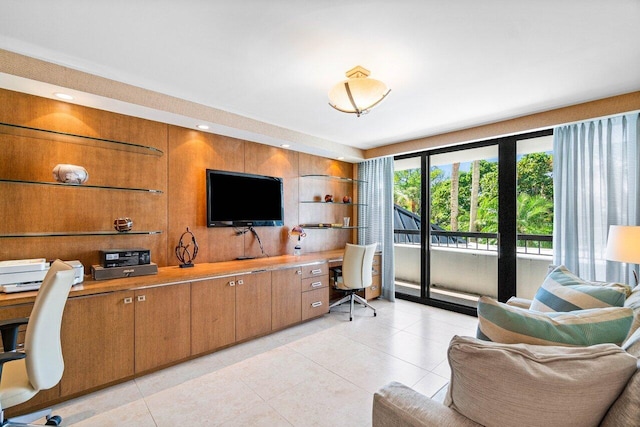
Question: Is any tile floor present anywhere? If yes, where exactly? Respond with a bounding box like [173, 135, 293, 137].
[50, 299, 478, 426]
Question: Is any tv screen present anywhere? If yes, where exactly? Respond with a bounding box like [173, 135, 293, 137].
[206, 169, 284, 227]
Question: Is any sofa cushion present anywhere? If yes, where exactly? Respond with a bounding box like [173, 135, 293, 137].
[601, 325, 640, 426]
[624, 284, 640, 340]
[373, 382, 481, 427]
[477, 296, 633, 346]
[599, 363, 640, 427]
[530, 265, 630, 312]
[622, 325, 640, 357]
[444, 336, 637, 427]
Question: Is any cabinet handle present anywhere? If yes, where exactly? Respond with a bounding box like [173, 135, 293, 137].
[237, 279, 244, 285]
[311, 301, 323, 308]
[296, 270, 302, 275]
[311, 281, 323, 288]
[124, 297, 133, 304]
[311, 269, 322, 275]
[229, 280, 236, 287]
[371, 286, 377, 290]
[137, 295, 146, 302]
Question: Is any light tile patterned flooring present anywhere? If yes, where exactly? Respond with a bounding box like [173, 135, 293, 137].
[52, 299, 478, 426]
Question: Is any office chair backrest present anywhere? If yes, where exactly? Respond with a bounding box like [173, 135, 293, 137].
[341, 243, 377, 289]
[24, 260, 75, 391]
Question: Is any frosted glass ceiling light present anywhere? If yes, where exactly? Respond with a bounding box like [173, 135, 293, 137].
[328, 66, 390, 117]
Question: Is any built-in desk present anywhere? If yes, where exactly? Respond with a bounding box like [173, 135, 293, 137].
[0, 249, 351, 417]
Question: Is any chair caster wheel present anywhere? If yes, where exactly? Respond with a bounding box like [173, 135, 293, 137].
[349, 317, 353, 321]
[45, 415, 62, 426]
[374, 313, 377, 317]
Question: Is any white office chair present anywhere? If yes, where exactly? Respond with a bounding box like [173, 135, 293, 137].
[329, 243, 378, 321]
[0, 260, 75, 427]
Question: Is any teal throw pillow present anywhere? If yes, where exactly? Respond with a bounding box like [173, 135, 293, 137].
[477, 296, 633, 346]
[530, 265, 631, 312]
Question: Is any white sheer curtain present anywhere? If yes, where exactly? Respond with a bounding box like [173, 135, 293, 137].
[358, 156, 395, 301]
[553, 112, 640, 283]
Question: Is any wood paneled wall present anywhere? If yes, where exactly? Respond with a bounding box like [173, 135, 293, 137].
[0, 89, 354, 269]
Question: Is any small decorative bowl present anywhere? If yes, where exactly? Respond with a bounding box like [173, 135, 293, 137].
[114, 217, 133, 232]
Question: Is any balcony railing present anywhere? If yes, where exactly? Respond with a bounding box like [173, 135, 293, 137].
[394, 229, 552, 256]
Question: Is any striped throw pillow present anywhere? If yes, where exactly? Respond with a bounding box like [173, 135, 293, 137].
[530, 265, 631, 312]
[477, 296, 634, 346]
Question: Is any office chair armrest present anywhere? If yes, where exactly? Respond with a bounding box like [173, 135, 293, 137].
[0, 317, 29, 352]
[330, 267, 342, 283]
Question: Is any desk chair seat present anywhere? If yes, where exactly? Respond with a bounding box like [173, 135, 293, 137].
[329, 243, 378, 321]
[0, 260, 75, 427]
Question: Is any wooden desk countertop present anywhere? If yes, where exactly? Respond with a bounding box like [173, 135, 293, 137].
[0, 249, 346, 307]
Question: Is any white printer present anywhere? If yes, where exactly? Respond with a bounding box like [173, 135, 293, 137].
[0, 259, 84, 293]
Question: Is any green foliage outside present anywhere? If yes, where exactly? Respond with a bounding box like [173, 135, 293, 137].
[393, 153, 553, 236]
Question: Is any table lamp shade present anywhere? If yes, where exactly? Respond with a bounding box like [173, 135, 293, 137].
[605, 225, 640, 264]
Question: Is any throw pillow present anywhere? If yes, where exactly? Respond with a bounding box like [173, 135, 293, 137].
[477, 296, 633, 346]
[530, 265, 631, 312]
[444, 335, 637, 427]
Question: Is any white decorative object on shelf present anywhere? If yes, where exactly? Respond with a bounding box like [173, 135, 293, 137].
[52, 164, 89, 184]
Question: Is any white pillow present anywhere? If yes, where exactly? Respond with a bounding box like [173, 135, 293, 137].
[445, 335, 637, 427]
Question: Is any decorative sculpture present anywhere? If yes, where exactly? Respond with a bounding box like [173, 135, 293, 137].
[175, 227, 198, 268]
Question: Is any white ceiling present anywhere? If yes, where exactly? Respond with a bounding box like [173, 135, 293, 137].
[1, 1, 639, 160]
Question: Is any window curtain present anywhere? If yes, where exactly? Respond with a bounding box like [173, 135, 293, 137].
[358, 156, 395, 301]
[553, 112, 640, 283]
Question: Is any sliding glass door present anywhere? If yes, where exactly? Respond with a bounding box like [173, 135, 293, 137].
[428, 144, 499, 309]
[393, 129, 553, 314]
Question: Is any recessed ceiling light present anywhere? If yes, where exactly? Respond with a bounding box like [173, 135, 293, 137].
[196, 124, 209, 130]
[280, 144, 290, 148]
[53, 92, 74, 100]
[337, 156, 345, 160]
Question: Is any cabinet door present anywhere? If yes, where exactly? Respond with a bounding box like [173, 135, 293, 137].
[135, 284, 190, 373]
[271, 267, 302, 330]
[235, 271, 271, 341]
[191, 277, 236, 355]
[60, 291, 134, 397]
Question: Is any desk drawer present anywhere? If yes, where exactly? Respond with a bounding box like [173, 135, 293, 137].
[301, 263, 328, 279]
[372, 255, 381, 276]
[302, 276, 328, 292]
[365, 275, 382, 299]
[302, 288, 329, 320]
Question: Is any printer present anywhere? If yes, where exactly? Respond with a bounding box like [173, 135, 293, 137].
[0, 259, 84, 293]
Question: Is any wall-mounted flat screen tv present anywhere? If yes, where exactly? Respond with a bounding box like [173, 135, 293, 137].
[206, 169, 284, 227]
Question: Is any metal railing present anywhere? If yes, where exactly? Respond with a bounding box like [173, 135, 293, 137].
[394, 229, 552, 256]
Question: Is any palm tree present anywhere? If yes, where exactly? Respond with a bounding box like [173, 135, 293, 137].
[469, 160, 480, 232]
[450, 162, 460, 231]
[517, 193, 553, 234]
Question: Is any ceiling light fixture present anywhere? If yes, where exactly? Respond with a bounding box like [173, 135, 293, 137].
[53, 92, 74, 100]
[196, 124, 209, 130]
[280, 144, 290, 148]
[328, 66, 390, 117]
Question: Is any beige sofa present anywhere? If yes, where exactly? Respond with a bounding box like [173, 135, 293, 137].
[374, 330, 639, 427]
[374, 269, 640, 427]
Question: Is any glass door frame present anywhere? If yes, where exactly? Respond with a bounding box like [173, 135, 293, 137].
[394, 129, 553, 316]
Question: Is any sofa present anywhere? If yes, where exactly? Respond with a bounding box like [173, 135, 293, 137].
[373, 267, 640, 427]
